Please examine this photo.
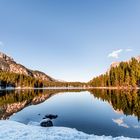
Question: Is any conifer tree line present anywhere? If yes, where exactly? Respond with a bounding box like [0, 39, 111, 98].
[0, 71, 44, 88]
[0, 71, 87, 88]
[89, 58, 140, 87]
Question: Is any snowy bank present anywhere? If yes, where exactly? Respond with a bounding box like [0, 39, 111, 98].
[0, 120, 139, 140]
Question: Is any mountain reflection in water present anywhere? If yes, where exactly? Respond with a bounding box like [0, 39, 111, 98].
[0, 89, 140, 121]
[1, 89, 140, 137]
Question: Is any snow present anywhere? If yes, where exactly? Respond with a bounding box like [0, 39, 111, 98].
[0, 120, 139, 140]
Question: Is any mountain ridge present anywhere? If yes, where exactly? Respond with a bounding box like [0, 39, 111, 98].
[0, 51, 55, 82]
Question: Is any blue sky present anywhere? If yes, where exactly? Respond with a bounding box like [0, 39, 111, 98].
[0, 0, 140, 82]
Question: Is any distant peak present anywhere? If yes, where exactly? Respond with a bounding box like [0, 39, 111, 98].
[110, 55, 140, 68]
[135, 55, 140, 62]
[110, 62, 120, 68]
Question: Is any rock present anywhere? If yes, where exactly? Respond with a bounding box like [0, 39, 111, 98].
[40, 119, 53, 127]
[40, 114, 58, 127]
[45, 114, 58, 119]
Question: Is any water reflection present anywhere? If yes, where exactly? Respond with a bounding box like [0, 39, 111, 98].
[0, 89, 85, 119]
[89, 89, 140, 121]
[1, 89, 140, 121]
[1, 89, 140, 137]
[112, 117, 130, 128]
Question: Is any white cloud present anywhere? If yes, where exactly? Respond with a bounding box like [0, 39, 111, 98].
[133, 125, 140, 129]
[112, 117, 129, 128]
[125, 49, 132, 52]
[108, 49, 123, 59]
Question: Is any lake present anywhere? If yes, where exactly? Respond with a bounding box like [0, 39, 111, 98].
[0, 89, 140, 138]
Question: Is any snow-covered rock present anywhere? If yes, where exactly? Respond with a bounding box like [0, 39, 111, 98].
[0, 120, 139, 140]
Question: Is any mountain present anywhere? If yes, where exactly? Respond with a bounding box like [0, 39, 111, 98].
[89, 56, 140, 88]
[0, 52, 87, 88]
[110, 56, 140, 69]
[0, 51, 55, 82]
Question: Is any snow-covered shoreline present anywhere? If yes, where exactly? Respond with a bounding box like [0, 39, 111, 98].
[0, 120, 139, 140]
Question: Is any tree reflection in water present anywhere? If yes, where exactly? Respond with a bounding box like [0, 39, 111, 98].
[0, 89, 140, 121]
[0, 89, 85, 119]
[89, 89, 140, 121]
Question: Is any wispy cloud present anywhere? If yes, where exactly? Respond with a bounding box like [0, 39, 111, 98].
[125, 48, 133, 52]
[108, 48, 133, 59]
[112, 117, 129, 128]
[108, 49, 123, 59]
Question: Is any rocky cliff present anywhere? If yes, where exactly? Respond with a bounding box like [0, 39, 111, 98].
[0, 52, 55, 82]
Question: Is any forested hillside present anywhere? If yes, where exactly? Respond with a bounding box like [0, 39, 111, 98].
[0, 52, 55, 82]
[0, 71, 44, 88]
[89, 57, 140, 87]
[0, 52, 87, 88]
[0, 71, 87, 88]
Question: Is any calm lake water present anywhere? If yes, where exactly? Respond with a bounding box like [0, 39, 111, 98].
[0, 89, 140, 138]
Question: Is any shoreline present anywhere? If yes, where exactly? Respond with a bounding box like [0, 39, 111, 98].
[0, 86, 140, 90]
[90, 87, 140, 90]
[0, 120, 138, 140]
